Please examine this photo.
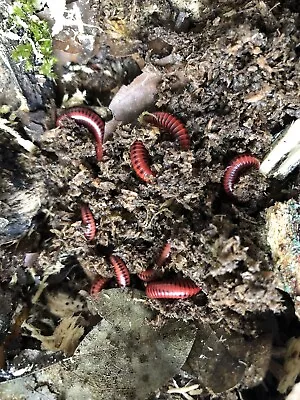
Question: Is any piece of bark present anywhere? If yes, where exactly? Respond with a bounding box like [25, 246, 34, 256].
[104, 70, 162, 140]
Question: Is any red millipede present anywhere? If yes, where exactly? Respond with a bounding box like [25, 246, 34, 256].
[109, 255, 131, 287]
[142, 112, 190, 150]
[138, 242, 171, 282]
[146, 278, 201, 299]
[223, 155, 260, 197]
[156, 242, 171, 267]
[81, 204, 96, 241]
[130, 140, 156, 183]
[56, 106, 105, 161]
[137, 268, 162, 282]
[90, 277, 109, 297]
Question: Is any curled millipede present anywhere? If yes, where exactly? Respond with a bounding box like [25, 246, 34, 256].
[156, 242, 171, 267]
[90, 277, 109, 297]
[137, 268, 162, 282]
[130, 140, 156, 183]
[146, 278, 201, 299]
[109, 255, 131, 287]
[223, 155, 260, 197]
[81, 205, 96, 240]
[56, 106, 105, 161]
[142, 112, 190, 150]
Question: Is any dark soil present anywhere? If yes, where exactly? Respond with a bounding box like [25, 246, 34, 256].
[1, 0, 300, 399]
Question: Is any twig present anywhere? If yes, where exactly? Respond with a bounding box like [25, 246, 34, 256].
[0, 118, 37, 152]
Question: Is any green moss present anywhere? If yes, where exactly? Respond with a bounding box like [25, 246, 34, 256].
[9, 0, 57, 78]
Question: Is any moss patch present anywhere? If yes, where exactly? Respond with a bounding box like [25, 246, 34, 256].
[8, 0, 56, 77]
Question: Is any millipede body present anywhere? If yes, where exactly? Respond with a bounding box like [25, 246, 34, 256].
[130, 140, 156, 183]
[137, 268, 162, 282]
[81, 205, 96, 241]
[109, 255, 131, 287]
[146, 278, 201, 299]
[156, 242, 171, 267]
[223, 155, 260, 197]
[90, 277, 109, 296]
[56, 107, 105, 161]
[143, 112, 190, 150]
